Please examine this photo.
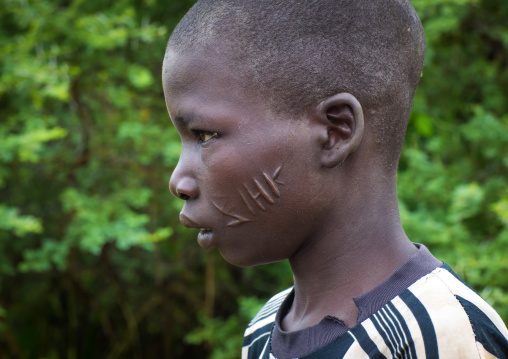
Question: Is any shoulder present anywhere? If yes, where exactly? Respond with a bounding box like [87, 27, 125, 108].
[390, 265, 508, 358]
[242, 287, 292, 359]
[342, 265, 508, 359]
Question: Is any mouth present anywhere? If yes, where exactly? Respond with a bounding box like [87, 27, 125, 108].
[180, 213, 216, 250]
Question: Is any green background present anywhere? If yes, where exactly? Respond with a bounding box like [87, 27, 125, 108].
[1, 0, 507, 357]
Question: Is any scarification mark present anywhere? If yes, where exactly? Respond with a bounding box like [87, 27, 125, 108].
[263, 165, 284, 197]
[239, 190, 256, 215]
[254, 178, 275, 204]
[211, 165, 284, 227]
[211, 200, 252, 227]
[245, 184, 267, 211]
[228, 218, 251, 227]
[243, 165, 284, 211]
[263, 173, 280, 197]
[274, 166, 284, 184]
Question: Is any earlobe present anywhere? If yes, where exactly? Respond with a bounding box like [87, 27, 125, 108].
[315, 93, 364, 168]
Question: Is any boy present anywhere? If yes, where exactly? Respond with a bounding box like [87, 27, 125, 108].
[162, 0, 508, 357]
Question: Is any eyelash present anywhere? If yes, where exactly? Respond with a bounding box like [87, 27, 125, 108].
[192, 130, 218, 143]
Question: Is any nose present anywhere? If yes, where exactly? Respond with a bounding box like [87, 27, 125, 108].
[169, 159, 199, 200]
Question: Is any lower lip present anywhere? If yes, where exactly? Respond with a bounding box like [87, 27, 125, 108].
[197, 230, 215, 250]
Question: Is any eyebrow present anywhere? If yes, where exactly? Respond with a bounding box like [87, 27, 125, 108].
[174, 112, 216, 127]
[173, 115, 193, 126]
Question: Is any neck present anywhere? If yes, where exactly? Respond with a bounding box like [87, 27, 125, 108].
[284, 174, 416, 331]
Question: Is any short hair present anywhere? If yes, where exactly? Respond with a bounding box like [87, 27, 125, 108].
[166, 0, 426, 170]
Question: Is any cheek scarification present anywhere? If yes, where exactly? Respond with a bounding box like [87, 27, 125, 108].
[244, 165, 283, 211]
[211, 165, 284, 227]
[211, 200, 252, 227]
[239, 191, 257, 215]
[263, 165, 282, 198]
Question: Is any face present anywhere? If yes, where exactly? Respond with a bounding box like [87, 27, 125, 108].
[163, 46, 330, 267]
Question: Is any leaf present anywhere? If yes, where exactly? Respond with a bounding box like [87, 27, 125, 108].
[414, 114, 434, 137]
[128, 64, 154, 89]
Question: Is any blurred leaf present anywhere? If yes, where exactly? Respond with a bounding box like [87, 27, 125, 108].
[414, 114, 434, 137]
[128, 64, 154, 89]
[0, 205, 43, 236]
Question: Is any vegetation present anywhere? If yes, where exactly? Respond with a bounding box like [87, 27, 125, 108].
[0, 0, 506, 357]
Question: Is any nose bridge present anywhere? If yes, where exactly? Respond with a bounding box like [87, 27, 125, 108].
[169, 145, 199, 200]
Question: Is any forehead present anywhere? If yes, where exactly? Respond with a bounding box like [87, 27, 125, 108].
[162, 46, 258, 114]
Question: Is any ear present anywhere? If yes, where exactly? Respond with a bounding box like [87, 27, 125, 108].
[314, 93, 364, 168]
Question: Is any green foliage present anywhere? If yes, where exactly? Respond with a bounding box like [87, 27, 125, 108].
[185, 297, 265, 359]
[0, 205, 42, 236]
[0, 0, 507, 358]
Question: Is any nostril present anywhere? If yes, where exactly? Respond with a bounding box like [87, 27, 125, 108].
[171, 177, 199, 200]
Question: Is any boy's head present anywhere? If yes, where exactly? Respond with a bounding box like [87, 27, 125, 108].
[163, 0, 425, 267]
[165, 0, 425, 169]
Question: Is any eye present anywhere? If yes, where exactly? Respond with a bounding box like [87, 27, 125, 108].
[194, 130, 218, 143]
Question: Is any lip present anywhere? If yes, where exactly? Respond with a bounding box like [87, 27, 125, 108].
[179, 212, 201, 228]
[197, 229, 215, 250]
[179, 212, 216, 250]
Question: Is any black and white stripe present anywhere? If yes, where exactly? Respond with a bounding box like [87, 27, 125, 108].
[243, 267, 508, 359]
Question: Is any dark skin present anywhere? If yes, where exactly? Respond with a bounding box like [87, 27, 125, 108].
[163, 44, 417, 331]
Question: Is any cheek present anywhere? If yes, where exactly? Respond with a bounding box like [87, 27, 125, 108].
[201, 144, 287, 228]
[201, 146, 246, 187]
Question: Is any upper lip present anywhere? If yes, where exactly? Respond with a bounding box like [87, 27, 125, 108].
[179, 212, 211, 231]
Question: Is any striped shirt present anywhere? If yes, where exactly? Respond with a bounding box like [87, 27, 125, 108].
[242, 250, 508, 358]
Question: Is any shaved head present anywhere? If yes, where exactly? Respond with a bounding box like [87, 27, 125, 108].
[165, 0, 426, 170]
